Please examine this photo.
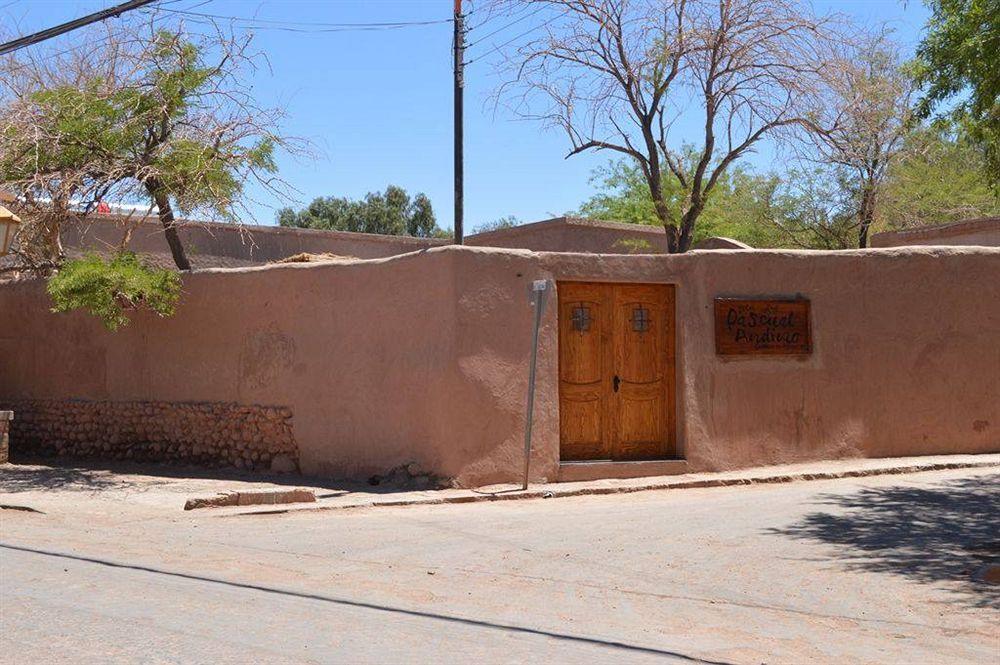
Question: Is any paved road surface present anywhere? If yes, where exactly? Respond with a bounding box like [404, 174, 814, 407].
[2, 467, 997, 664]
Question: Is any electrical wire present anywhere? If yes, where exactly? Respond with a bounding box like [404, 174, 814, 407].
[2, 0, 208, 65]
[466, 4, 547, 48]
[152, 6, 453, 31]
[0, 0, 160, 56]
[465, 13, 560, 65]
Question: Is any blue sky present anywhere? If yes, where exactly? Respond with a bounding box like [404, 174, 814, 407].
[2, 0, 932, 231]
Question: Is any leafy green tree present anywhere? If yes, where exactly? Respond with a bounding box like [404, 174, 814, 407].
[277, 186, 446, 238]
[880, 124, 1000, 228]
[0, 26, 290, 270]
[580, 125, 999, 251]
[767, 167, 861, 249]
[915, 0, 1000, 188]
[47, 252, 181, 330]
[578, 157, 788, 248]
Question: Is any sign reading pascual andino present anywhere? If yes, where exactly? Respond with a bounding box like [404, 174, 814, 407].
[714, 298, 811, 355]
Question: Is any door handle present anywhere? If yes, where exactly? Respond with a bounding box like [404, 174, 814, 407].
[613, 375, 620, 392]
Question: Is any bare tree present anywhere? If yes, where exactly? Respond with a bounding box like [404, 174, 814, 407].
[0, 17, 298, 271]
[498, 0, 842, 252]
[800, 33, 916, 247]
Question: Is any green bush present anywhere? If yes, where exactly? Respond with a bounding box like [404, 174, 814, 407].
[47, 252, 181, 330]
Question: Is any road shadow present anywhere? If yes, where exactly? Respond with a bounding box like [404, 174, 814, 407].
[770, 473, 1000, 609]
[0, 461, 147, 494]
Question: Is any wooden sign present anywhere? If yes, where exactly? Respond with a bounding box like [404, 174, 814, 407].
[714, 298, 811, 356]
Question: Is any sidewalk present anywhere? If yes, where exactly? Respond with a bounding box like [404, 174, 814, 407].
[2, 453, 997, 518]
[224, 453, 1000, 517]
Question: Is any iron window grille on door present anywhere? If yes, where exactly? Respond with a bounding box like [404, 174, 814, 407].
[572, 305, 592, 332]
[631, 307, 650, 332]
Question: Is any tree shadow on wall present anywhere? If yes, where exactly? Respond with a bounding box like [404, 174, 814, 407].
[769, 473, 1000, 609]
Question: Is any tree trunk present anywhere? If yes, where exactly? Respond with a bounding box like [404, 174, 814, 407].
[678, 213, 695, 253]
[645, 168, 686, 254]
[857, 185, 876, 249]
[43, 217, 64, 263]
[664, 225, 681, 253]
[676, 201, 704, 253]
[145, 179, 190, 270]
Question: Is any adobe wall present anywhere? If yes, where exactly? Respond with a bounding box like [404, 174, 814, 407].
[870, 217, 1000, 248]
[60, 215, 671, 266]
[1, 245, 998, 485]
[466, 217, 669, 253]
[62, 217, 446, 263]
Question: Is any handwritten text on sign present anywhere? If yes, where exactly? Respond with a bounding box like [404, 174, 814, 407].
[714, 299, 811, 355]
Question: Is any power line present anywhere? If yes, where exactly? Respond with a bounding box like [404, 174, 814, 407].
[3, 3, 188, 65]
[465, 13, 560, 65]
[466, 4, 547, 48]
[153, 6, 453, 31]
[0, 0, 160, 56]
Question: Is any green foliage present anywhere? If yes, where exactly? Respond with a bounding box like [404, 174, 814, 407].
[579, 123, 1000, 250]
[612, 238, 657, 254]
[768, 167, 860, 249]
[277, 186, 445, 238]
[472, 215, 520, 234]
[915, 0, 1000, 187]
[578, 158, 789, 248]
[0, 29, 280, 223]
[880, 124, 1000, 228]
[47, 253, 181, 331]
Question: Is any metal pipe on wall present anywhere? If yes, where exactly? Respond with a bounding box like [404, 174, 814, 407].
[522, 279, 549, 490]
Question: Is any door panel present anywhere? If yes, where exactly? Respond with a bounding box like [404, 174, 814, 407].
[558, 282, 676, 462]
[558, 283, 613, 460]
[616, 296, 662, 385]
[613, 284, 673, 460]
[560, 298, 603, 385]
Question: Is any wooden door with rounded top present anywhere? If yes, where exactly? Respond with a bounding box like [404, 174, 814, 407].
[611, 283, 675, 460]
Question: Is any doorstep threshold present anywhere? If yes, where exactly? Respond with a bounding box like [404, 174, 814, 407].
[558, 459, 688, 482]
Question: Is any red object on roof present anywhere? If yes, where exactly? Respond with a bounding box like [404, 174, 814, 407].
[96, 201, 111, 214]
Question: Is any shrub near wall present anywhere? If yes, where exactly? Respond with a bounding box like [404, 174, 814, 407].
[7, 399, 298, 472]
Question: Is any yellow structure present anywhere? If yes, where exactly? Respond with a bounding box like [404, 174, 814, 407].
[0, 206, 21, 256]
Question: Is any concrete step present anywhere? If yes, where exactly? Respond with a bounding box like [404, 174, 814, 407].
[558, 459, 689, 482]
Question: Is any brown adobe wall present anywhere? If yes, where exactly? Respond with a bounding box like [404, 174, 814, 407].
[60, 216, 446, 264]
[1, 244, 998, 486]
[870, 217, 1000, 248]
[466, 217, 670, 253]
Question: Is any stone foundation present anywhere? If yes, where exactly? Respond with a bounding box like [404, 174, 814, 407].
[4, 399, 297, 472]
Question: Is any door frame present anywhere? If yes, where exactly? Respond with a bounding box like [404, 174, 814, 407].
[556, 280, 679, 462]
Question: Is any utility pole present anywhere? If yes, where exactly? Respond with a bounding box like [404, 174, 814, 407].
[453, 0, 465, 244]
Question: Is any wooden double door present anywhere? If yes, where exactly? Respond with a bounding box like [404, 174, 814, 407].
[558, 282, 676, 461]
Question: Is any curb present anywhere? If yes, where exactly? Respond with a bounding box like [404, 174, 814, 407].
[220, 459, 1000, 518]
[185, 488, 316, 511]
